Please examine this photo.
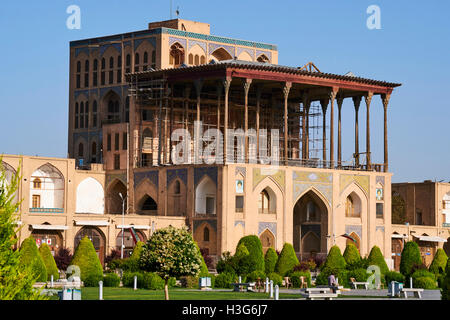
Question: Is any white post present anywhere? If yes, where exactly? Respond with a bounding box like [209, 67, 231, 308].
[391, 281, 395, 297]
[99, 281, 103, 300]
[269, 280, 274, 298]
[274, 285, 279, 300]
[265, 278, 269, 293]
[134, 275, 137, 290]
[238, 276, 242, 283]
[410, 277, 413, 288]
[51, 275, 54, 288]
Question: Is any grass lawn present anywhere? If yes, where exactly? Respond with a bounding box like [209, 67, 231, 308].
[76, 287, 304, 300]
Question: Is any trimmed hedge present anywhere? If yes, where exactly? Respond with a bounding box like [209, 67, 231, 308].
[216, 251, 236, 274]
[130, 241, 145, 261]
[234, 243, 250, 275]
[385, 271, 405, 284]
[316, 268, 348, 287]
[343, 243, 361, 268]
[19, 237, 47, 282]
[414, 277, 437, 289]
[103, 273, 120, 287]
[367, 246, 389, 275]
[267, 272, 283, 287]
[70, 236, 103, 286]
[441, 259, 450, 300]
[215, 272, 238, 289]
[322, 245, 346, 273]
[38, 243, 59, 281]
[400, 241, 423, 277]
[264, 248, 278, 275]
[235, 236, 265, 274]
[142, 272, 165, 290]
[275, 243, 299, 276]
[122, 271, 174, 289]
[122, 272, 144, 288]
[289, 271, 311, 288]
[429, 249, 448, 275]
[412, 269, 436, 281]
[347, 268, 369, 283]
[246, 270, 266, 282]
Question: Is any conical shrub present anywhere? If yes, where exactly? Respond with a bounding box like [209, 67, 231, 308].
[429, 248, 448, 275]
[400, 241, 422, 277]
[275, 243, 299, 276]
[264, 247, 278, 274]
[343, 243, 361, 267]
[70, 236, 103, 286]
[19, 237, 47, 282]
[235, 235, 264, 273]
[39, 243, 59, 281]
[367, 245, 389, 275]
[322, 245, 346, 273]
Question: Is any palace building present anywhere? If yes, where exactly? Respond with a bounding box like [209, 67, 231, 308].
[4, 18, 426, 269]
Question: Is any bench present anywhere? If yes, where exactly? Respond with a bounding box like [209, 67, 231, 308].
[232, 282, 255, 292]
[350, 281, 369, 290]
[400, 288, 424, 299]
[304, 292, 338, 300]
[305, 287, 331, 294]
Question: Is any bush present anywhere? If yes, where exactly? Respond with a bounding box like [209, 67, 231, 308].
[321, 245, 346, 273]
[429, 249, 448, 275]
[200, 248, 214, 269]
[385, 271, 405, 284]
[105, 249, 121, 270]
[122, 272, 144, 288]
[216, 251, 236, 274]
[142, 272, 165, 290]
[289, 271, 311, 288]
[103, 273, 120, 287]
[412, 269, 436, 281]
[246, 270, 266, 282]
[315, 268, 348, 287]
[347, 268, 369, 283]
[343, 243, 361, 269]
[367, 246, 389, 275]
[54, 247, 72, 272]
[215, 272, 237, 289]
[264, 248, 278, 274]
[130, 242, 145, 261]
[275, 243, 299, 276]
[38, 243, 59, 281]
[19, 237, 47, 282]
[414, 277, 437, 289]
[442, 259, 450, 300]
[400, 241, 423, 277]
[70, 236, 103, 284]
[235, 236, 265, 274]
[267, 272, 283, 287]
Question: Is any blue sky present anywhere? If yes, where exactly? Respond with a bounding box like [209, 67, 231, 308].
[0, 1, 449, 182]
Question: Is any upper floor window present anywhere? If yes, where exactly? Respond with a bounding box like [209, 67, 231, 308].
[169, 43, 184, 67]
[33, 178, 41, 189]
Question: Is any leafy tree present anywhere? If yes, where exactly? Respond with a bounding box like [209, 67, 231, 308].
[322, 245, 346, 273]
[400, 241, 423, 277]
[130, 241, 145, 260]
[275, 243, 299, 276]
[264, 247, 278, 274]
[54, 247, 72, 271]
[0, 160, 46, 299]
[39, 243, 59, 281]
[19, 237, 47, 282]
[343, 243, 361, 268]
[367, 246, 389, 275]
[429, 248, 448, 275]
[235, 235, 265, 273]
[215, 251, 236, 274]
[70, 236, 103, 286]
[441, 259, 450, 300]
[234, 242, 250, 275]
[139, 226, 202, 300]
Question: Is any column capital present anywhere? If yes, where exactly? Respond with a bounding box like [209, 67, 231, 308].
[194, 79, 203, 96]
[222, 77, 232, 92]
[352, 96, 362, 111]
[364, 91, 374, 106]
[320, 99, 328, 114]
[329, 87, 339, 100]
[336, 95, 344, 109]
[283, 82, 292, 98]
[381, 93, 391, 109]
[243, 78, 252, 94]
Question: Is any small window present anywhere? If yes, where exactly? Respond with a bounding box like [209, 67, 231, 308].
[109, 57, 114, 69]
[376, 203, 384, 219]
[174, 180, 181, 194]
[76, 61, 81, 73]
[115, 133, 120, 151]
[235, 196, 244, 213]
[206, 197, 215, 214]
[78, 143, 84, 157]
[144, 51, 148, 64]
[32, 195, 41, 208]
[33, 178, 41, 189]
[107, 134, 111, 151]
[123, 132, 127, 150]
[203, 227, 210, 242]
[114, 154, 120, 170]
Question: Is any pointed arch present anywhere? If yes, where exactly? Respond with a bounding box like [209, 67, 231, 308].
[257, 54, 270, 63]
[341, 182, 367, 219]
[195, 176, 216, 215]
[167, 177, 186, 216]
[210, 47, 232, 61]
[302, 231, 321, 256]
[106, 178, 127, 214]
[194, 221, 217, 255]
[237, 50, 253, 62]
[346, 232, 361, 251]
[74, 226, 106, 265]
[134, 178, 158, 215]
[76, 177, 104, 214]
[30, 163, 65, 211]
[102, 90, 121, 123]
[169, 43, 185, 67]
[259, 228, 275, 253]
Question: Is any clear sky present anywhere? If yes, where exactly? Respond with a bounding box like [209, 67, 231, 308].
[0, 1, 449, 183]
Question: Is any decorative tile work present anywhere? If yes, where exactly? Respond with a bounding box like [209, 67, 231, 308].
[194, 167, 218, 187]
[194, 219, 217, 232]
[100, 86, 123, 99]
[376, 176, 385, 186]
[74, 90, 89, 100]
[301, 224, 321, 239]
[340, 174, 369, 195]
[345, 225, 362, 239]
[106, 173, 127, 188]
[235, 166, 246, 177]
[234, 220, 245, 228]
[99, 43, 121, 57]
[236, 47, 254, 60]
[258, 222, 276, 237]
[208, 43, 235, 57]
[169, 36, 187, 48]
[376, 226, 385, 232]
[134, 37, 157, 50]
[253, 168, 285, 190]
[123, 41, 131, 48]
[166, 168, 188, 187]
[292, 171, 333, 205]
[188, 40, 207, 53]
[134, 170, 159, 189]
[256, 50, 272, 61]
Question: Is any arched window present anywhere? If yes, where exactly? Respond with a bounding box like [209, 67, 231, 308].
[78, 143, 84, 157]
[306, 201, 318, 221]
[174, 180, 181, 194]
[144, 51, 148, 64]
[109, 57, 114, 69]
[93, 59, 98, 86]
[75, 102, 79, 129]
[93, 59, 98, 70]
[76, 61, 81, 73]
[203, 226, 210, 242]
[101, 58, 106, 70]
[169, 43, 185, 67]
[135, 53, 140, 72]
[259, 190, 270, 213]
[91, 142, 97, 163]
[92, 100, 98, 127]
[33, 178, 41, 189]
[126, 54, 131, 73]
[188, 53, 193, 65]
[141, 195, 157, 211]
[151, 50, 156, 68]
[84, 60, 90, 88]
[194, 54, 199, 66]
[80, 102, 84, 128]
[200, 55, 206, 64]
[257, 54, 270, 63]
[345, 193, 361, 218]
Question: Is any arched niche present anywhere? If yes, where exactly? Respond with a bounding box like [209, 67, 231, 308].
[30, 163, 65, 211]
[195, 177, 216, 215]
[76, 177, 104, 214]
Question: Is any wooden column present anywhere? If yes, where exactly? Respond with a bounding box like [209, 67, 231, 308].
[337, 95, 344, 168]
[329, 88, 338, 169]
[283, 82, 292, 165]
[184, 86, 191, 132]
[381, 93, 391, 172]
[216, 84, 222, 131]
[352, 96, 362, 167]
[365, 92, 373, 170]
[243, 79, 252, 163]
[169, 84, 174, 164]
[256, 85, 262, 161]
[194, 80, 203, 164]
[303, 96, 311, 160]
[223, 78, 232, 164]
[320, 99, 328, 166]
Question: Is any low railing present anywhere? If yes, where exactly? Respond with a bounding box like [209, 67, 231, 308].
[29, 208, 64, 213]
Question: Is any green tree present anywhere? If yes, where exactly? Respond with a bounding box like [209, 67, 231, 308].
[19, 237, 47, 282]
[70, 236, 103, 286]
[234, 242, 250, 275]
[0, 160, 46, 300]
[429, 248, 448, 275]
[39, 243, 59, 281]
[139, 226, 202, 300]
[343, 243, 361, 268]
[400, 241, 423, 277]
[367, 246, 389, 275]
[235, 235, 265, 273]
[275, 243, 299, 276]
[441, 259, 450, 300]
[322, 245, 346, 273]
[264, 247, 278, 274]
[130, 241, 145, 261]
